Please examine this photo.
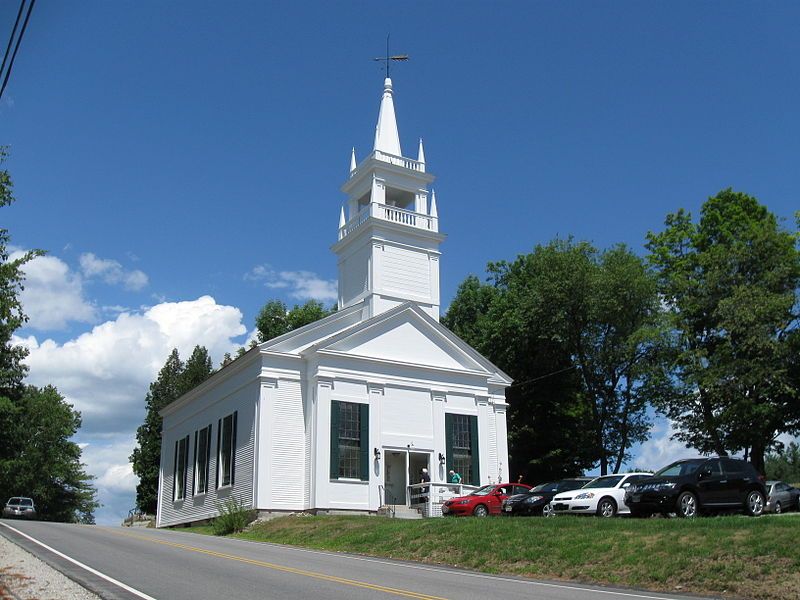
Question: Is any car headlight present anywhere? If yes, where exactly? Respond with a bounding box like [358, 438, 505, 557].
[574, 492, 595, 500]
[458, 500, 470, 505]
[525, 495, 544, 503]
[640, 482, 677, 492]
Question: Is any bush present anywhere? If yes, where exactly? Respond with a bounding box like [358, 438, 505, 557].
[212, 497, 256, 535]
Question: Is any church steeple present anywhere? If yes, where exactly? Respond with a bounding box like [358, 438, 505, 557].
[373, 78, 402, 156]
[333, 77, 444, 321]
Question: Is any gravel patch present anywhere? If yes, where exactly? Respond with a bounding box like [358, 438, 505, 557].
[0, 532, 100, 600]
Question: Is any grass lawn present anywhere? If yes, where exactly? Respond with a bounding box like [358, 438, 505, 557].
[185, 513, 800, 600]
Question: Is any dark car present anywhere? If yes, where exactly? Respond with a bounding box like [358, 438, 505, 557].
[441, 483, 531, 517]
[625, 457, 767, 518]
[766, 480, 800, 514]
[502, 478, 592, 517]
[3, 497, 36, 520]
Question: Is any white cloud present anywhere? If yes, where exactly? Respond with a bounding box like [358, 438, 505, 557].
[245, 264, 337, 302]
[633, 419, 694, 471]
[14, 295, 248, 525]
[79, 252, 149, 291]
[11, 249, 96, 330]
[15, 295, 247, 434]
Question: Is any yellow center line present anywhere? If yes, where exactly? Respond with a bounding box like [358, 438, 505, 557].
[109, 529, 449, 600]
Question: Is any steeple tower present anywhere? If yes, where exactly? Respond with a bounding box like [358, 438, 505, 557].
[333, 77, 444, 320]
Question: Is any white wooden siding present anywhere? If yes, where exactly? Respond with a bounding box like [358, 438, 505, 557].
[158, 379, 258, 527]
[270, 379, 305, 508]
[381, 245, 431, 299]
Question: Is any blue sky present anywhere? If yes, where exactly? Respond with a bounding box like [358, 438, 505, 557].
[2, 2, 799, 524]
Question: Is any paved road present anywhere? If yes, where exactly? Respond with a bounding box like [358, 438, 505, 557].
[0, 520, 712, 600]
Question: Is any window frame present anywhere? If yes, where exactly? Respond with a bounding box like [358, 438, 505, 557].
[193, 424, 212, 496]
[217, 411, 238, 489]
[329, 400, 369, 481]
[445, 413, 479, 486]
[173, 435, 189, 502]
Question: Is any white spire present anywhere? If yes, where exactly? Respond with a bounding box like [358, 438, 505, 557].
[417, 138, 425, 169]
[373, 78, 402, 156]
[430, 189, 438, 219]
[339, 206, 346, 229]
[350, 147, 357, 173]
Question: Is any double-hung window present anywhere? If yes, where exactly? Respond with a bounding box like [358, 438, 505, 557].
[330, 401, 369, 481]
[193, 425, 212, 495]
[216, 412, 237, 488]
[173, 435, 189, 501]
[445, 414, 479, 486]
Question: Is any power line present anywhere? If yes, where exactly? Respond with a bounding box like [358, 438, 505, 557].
[0, 0, 36, 102]
[507, 364, 578, 390]
[0, 0, 25, 83]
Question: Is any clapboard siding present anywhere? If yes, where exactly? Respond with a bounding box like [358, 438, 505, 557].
[488, 406, 498, 482]
[270, 379, 305, 508]
[158, 379, 258, 527]
[381, 245, 430, 299]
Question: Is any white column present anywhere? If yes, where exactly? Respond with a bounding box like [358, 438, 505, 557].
[313, 378, 334, 510]
[477, 395, 490, 485]
[256, 379, 278, 509]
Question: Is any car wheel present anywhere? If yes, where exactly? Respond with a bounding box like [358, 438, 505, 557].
[542, 503, 555, 518]
[473, 504, 488, 517]
[745, 490, 765, 517]
[677, 491, 698, 518]
[597, 498, 617, 518]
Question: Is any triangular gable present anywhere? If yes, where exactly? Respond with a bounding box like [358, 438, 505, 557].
[307, 303, 510, 382]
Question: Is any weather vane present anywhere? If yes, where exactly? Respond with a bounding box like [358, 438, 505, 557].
[374, 34, 408, 78]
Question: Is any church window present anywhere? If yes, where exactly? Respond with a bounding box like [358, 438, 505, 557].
[173, 435, 189, 501]
[193, 425, 212, 495]
[445, 414, 479, 486]
[217, 412, 237, 488]
[330, 401, 369, 480]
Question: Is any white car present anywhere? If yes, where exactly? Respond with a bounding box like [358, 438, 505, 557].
[550, 473, 652, 517]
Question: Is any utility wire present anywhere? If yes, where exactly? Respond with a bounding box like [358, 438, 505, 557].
[0, 0, 25, 83]
[0, 0, 35, 102]
[507, 364, 578, 389]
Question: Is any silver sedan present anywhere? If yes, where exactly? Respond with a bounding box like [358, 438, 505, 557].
[765, 481, 800, 514]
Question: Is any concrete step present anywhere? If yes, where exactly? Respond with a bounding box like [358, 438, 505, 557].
[380, 505, 423, 519]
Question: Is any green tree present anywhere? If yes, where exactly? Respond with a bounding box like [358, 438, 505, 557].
[765, 441, 800, 483]
[130, 349, 184, 514]
[0, 385, 99, 523]
[255, 299, 335, 343]
[179, 345, 214, 396]
[444, 240, 664, 477]
[646, 189, 800, 473]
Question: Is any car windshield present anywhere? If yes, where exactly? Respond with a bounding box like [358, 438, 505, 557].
[8, 498, 32, 506]
[655, 461, 702, 477]
[531, 482, 558, 493]
[582, 476, 624, 489]
[470, 485, 497, 496]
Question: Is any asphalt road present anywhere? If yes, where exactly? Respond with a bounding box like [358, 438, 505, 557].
[0, 519, 712, 600]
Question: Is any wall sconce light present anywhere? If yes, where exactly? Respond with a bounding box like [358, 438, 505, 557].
[438, 452, 445, 464]
[374, 448, 381, 460]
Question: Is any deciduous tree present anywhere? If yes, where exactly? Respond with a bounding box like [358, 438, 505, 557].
[646, 189, 800, 473]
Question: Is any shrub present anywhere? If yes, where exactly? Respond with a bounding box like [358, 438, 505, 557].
[212, 497, 256, 535]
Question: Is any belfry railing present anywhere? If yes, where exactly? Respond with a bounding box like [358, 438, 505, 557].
[339, 202, 438, 240]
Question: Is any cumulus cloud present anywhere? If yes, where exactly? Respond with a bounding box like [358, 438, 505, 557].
[15, 295, 249, 524]
[245, 264, 337, 302]
[633, 419, 694, 471]
[16, 295, 247, 435]
[11, 249, 96, 330]
[80, 252, 149, 291]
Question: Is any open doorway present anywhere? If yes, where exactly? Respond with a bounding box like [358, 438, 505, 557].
[383, 451, 406, 506]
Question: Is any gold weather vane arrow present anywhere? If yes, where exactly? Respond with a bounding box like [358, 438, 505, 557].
[374, 34, 408, 78]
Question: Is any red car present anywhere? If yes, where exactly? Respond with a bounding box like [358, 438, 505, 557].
[441, 483, 532, 517]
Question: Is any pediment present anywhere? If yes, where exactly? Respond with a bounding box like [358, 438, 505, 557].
[311, 305, 490, 374]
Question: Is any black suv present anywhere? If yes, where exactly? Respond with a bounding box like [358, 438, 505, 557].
[502, 478, 592, 516]
[624, 457, 767, 518]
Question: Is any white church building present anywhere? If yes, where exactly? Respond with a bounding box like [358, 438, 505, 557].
[156, 77, 511, 527]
